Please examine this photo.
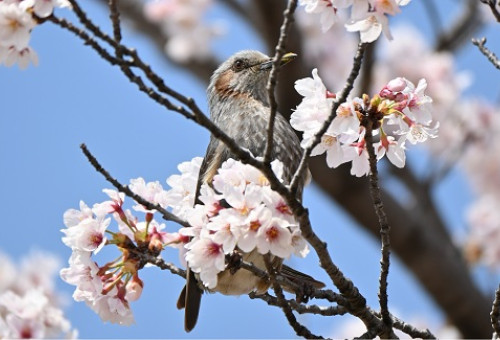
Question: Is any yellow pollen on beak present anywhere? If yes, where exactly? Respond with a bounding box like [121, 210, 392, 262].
[280, 52, 297, 65]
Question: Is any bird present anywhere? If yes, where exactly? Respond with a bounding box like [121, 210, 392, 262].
[176, 50, 322, 332]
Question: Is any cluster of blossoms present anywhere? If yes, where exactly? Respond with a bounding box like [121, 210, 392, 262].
[298, 0, 411, 42]
[60, 185, 171, 325]
[291, 68, 437, 177]
[174, 158, 309, 289]
[60, 157, 308, 321]
[144, 0, 223, 62]
[370, 26, 500, 270]
[0, 0, 70, 68]
[0, 250, 75, 338]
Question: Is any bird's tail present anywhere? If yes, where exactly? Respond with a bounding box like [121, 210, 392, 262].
[176, 268, 203, 332]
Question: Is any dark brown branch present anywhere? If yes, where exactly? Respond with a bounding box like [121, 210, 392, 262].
[45, 15, 125, 66]
[129, 247, 187, 279]
[358, 40, 376, 96]
[108, 0, 122, 44]
[264, 0, 298, 164]
[472, 37, 500, 70]
[249, 292, 348, 316]
[263, 255, 324, 339]
[96, 0, 218, 80]
[479, 0, 500, 22]
[68, 0, 117, 47]
[391, 314, 436, 339]
[290, 42, 367, 195]
[363, 121, 393, 337]
[80, 143, 190, 228]
[492, 284, 500, 336]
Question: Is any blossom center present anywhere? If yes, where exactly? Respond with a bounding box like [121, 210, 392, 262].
[250, 220, 261, 232]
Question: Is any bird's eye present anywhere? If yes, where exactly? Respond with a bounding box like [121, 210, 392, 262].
[232, 59, 246, 72]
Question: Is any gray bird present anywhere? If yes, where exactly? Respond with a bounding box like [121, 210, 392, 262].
[176, 50, 322, 332]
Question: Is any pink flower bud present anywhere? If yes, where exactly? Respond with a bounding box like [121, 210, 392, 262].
[125, 275, 144, 302]
[386, 77, 406, 92]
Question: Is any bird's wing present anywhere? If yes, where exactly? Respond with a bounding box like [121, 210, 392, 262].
[280, 264, 325, 290]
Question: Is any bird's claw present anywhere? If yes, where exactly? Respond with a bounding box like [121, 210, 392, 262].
[226, 251, 243, 275]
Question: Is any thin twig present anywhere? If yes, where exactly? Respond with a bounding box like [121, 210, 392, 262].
[363, 120, 393, 336]
[472, 37, 500, 70]
[263, 0, 298, 164]
[249, 292, 348, 316]
[129, 247, 187, 278]
[68, 0, 117, 47]
[69, 0, 209, 119]
[290, 42, 367, 195]
[492, 284, 500, 337]
[479, 0, 500, 22]
[46, 15, 125, 66]
[80, 143, 191, 228]
[108, 0, 122, 44]
[391, 314, 436, 339]
[263, 255, 324, 339]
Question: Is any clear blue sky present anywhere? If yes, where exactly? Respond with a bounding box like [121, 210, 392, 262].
[0, 0, 499, 337]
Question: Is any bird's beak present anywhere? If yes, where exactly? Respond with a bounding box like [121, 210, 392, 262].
[259, 52, 297, 70]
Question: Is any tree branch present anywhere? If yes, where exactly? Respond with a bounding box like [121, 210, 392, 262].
[479, 0, 500, 22]
[290, 42, 367, 195]
[264, 0, 298, 164]
[391, 314, 436, 339]
[472, 37, 500, 70]
[249, 292, 348, 316]
[364, 120, 394, 337]
[79, 143, 190, 228]
[263, 255, 324, 339]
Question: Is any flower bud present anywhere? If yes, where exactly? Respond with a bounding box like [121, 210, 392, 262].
[387, 77, 406, 92]
[125, 274, 144, 302]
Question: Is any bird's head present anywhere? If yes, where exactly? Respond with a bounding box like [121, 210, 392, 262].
[208, 50, 297, 106]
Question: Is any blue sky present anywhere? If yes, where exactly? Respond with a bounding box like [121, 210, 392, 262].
[1, 0, 499, 338]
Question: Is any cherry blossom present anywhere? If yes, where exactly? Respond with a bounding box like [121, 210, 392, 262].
[22, 0, 71, 18]
[298, 0, 411, 42]
[61, 215, 110, 253]
[0, 251, 74, 338]
[60, 249, 138, 325]
[129, 177, 169, 213]
[185, 238, 225, 289]
[164, 156, 203, 219]
[292, 69, 437, 176]
[143, 0, 222, 62]
[0, 0, 70, 68]
[175, 157, 310, 289]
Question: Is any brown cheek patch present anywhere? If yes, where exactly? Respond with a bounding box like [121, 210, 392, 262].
[214, 69, 252, 101]
[215, 69, 234, 94]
